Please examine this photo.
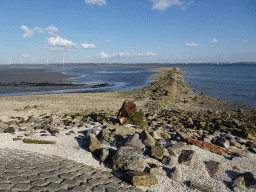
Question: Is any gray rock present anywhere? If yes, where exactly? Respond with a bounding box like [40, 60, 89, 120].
[142, 131, 155, 147]
[151, 146, 169, 161]
[125, 133, 145, 150]
[169, 167, 182, 181]
[100, 148, 116, 164]
[162, 156, 177, 167]
[168, 142, 187, 153]
[228, 147, 249, 158]
[155, 139, 171, 148]
[150, 167, 167, 177]
[218, 137, 230, 149]
[112, 146, 146, 172]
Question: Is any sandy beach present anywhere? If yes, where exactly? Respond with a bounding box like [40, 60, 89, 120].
[0, 66, 255, 192]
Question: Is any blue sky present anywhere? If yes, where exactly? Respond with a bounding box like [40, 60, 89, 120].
[0, 0, 255, 64]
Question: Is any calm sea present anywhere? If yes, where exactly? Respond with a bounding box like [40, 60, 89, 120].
[0, 63, 255, 107]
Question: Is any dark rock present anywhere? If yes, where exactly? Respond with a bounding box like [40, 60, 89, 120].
[232, 172, 254, 186]
[125, 171, 158, 187]
[217, 137, 230, 149]
[162, 156, 177, 167]
[4, 127, 15, 133]
[204, 161, 223, 177]
[100, 148, 116, 164]
[178, 150, 197, 167]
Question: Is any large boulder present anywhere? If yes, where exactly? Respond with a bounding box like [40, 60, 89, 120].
[112, 146, 147, 172]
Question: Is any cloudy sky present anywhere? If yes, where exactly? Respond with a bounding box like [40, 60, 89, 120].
[0, 0, 255, 64]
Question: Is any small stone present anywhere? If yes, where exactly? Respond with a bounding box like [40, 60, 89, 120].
[151, 146, 169, 161]
[142, 131, 155, 147]
[13, 138, 22, 141]
[178, 150, 197, 167]
[204, 161, 223, 177]
[233, 172, 254, 186]
[150, 167, 167, 177]
[189, 181, 213, 192]
[228, 147, 249, 157]
[162, 156, 177, 167]
[169, 167, 182, 181]
[125, 171, 158, 187]
[218, 137, 230, 149]
[168, 142, 187, 153]
[4, 127, 15, 133]
[88, 134, 102, 156]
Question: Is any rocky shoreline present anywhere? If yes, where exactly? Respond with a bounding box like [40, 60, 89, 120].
[0, 67, 255, 192]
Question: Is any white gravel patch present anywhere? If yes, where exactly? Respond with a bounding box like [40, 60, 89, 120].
[1, 127, 256, 192]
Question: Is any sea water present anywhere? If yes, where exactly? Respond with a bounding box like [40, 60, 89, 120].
[0, 63, 255, 107]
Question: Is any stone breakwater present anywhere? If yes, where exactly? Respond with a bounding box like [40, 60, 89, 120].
[0, 66, 256, 192]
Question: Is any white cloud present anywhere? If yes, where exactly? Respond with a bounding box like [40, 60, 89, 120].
[209, 38, 218, 43]
[48, 35, 77, 48]
[21, 54, 29, 57]
[150, 0, 183, 11]
[81, 43, 96, 49]
[146, 52, 157, 56]
[21, 25, 58, 38]
[100, 52, 109, 58]
[21, 26, 34, 38]
[85, 0, 106, 6]
[94, 51, 157, 59]
[185, 43, 199, 47]
[45, 25, 58, 37]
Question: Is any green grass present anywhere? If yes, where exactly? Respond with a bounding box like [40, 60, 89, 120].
[23, 139, 56, 144]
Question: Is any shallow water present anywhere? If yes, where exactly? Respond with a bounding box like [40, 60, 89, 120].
[0, 63, 255, 107]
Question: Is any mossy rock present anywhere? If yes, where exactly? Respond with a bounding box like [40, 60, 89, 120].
[23, 139, 56, 144]
[130, 111, 147, 127]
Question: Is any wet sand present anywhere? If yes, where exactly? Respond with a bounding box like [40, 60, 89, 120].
[0, 67, 112, 95]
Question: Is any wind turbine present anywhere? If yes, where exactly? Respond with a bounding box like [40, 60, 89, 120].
[20, 60, 23, 64]
[62, 59, 65, 65]
[9, 59, 12, 65]
[47, 58, 49, 65]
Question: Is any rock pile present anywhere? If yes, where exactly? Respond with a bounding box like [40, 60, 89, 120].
[0, 101, 256, 191]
